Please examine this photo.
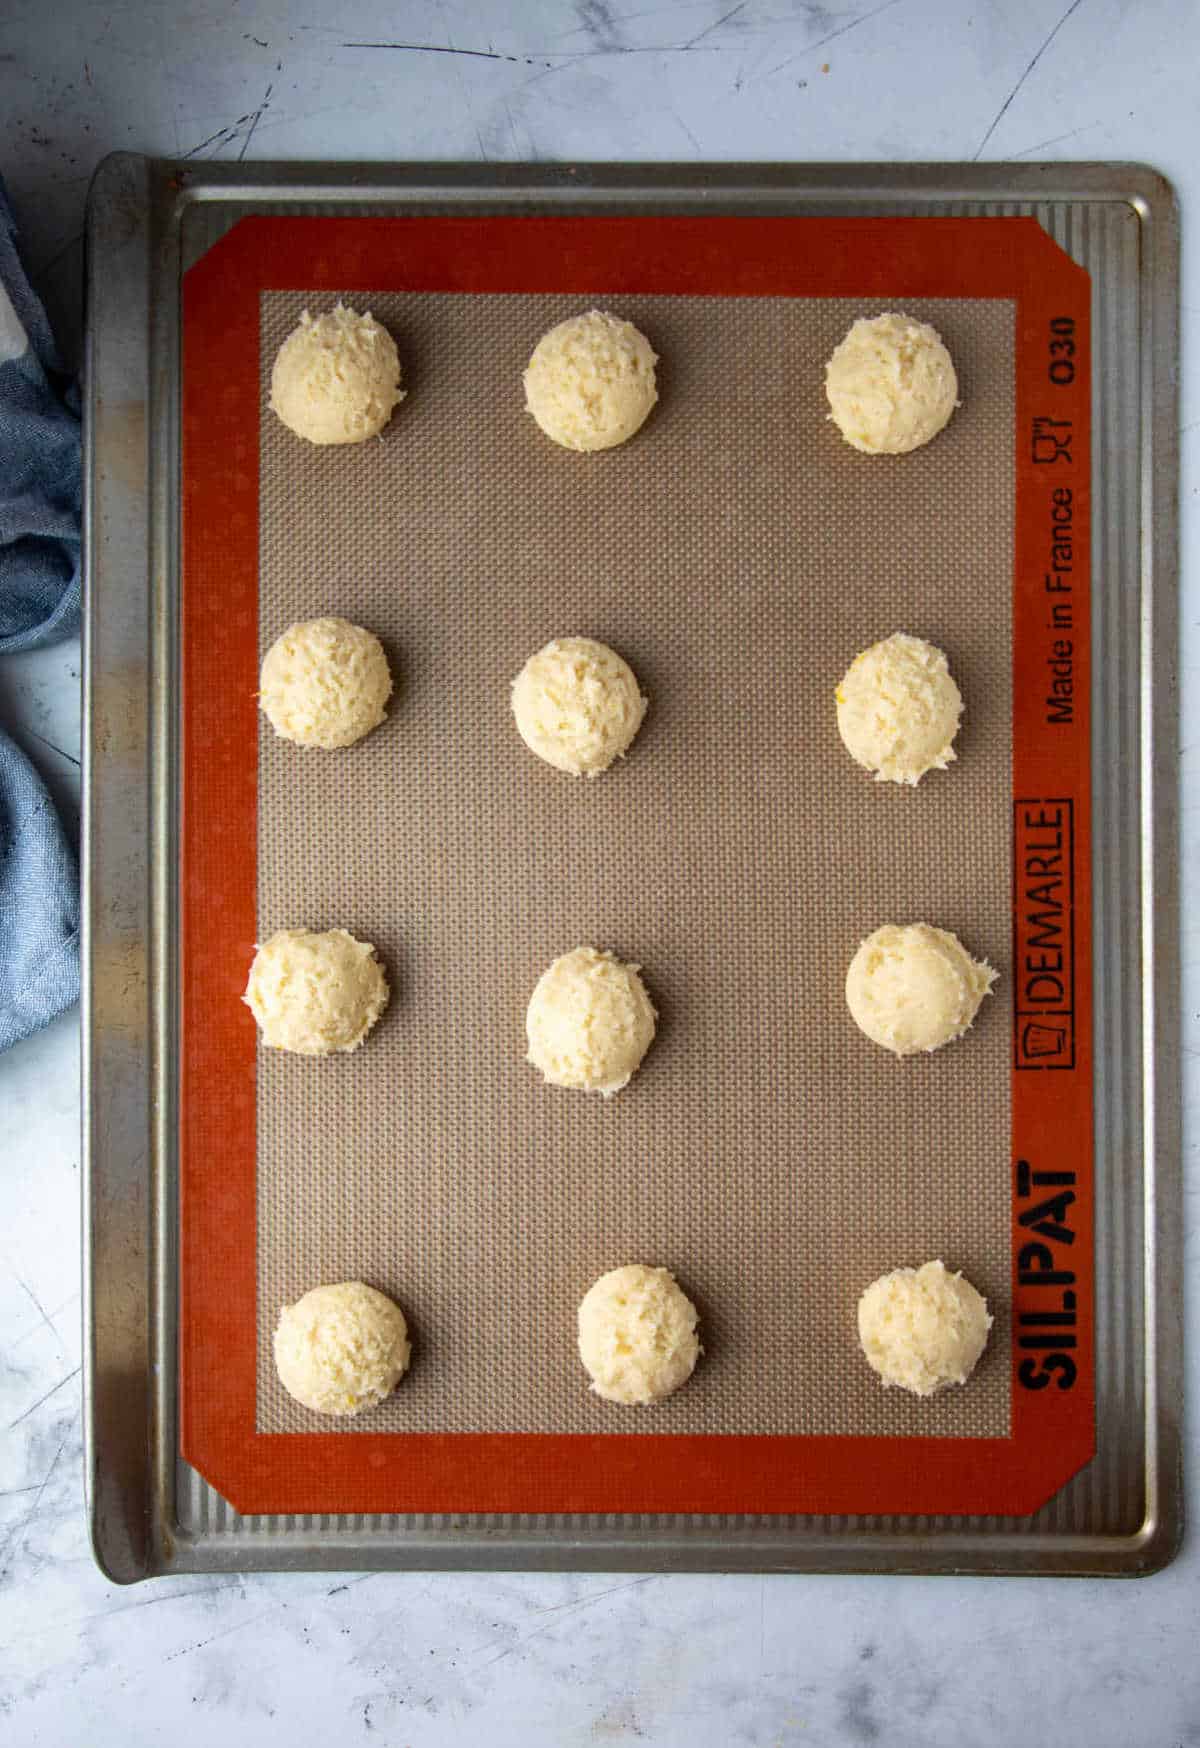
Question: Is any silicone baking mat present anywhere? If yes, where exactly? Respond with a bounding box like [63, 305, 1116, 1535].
[179, 214, 1093, 1516]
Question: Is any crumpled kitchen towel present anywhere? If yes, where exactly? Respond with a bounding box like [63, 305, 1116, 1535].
[0, 173, 81, 1050]
[0, 724, 79, 1052]
[1, 175, 81, 652]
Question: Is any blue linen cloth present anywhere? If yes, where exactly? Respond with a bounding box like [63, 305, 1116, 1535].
[0, 724, 80, 1052]
[0, 174, 82, 1049]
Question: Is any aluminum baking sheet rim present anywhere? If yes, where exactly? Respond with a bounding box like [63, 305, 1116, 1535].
[81, 154, 1182, 1581]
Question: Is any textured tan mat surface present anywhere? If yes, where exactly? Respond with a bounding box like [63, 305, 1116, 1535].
[254, 289, 1014, 1437]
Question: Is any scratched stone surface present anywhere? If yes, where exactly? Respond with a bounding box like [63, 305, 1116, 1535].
[3, 4, 1200, 1745]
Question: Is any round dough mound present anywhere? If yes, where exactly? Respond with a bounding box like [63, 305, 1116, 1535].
[845, 923, 996, 1056]
[578, 1264, 700, 1405]
[836, 632, 963, 785]
[526, 946, 657, 1095]
[511, 636, 648, 777]
[274, 1281, 411, 1416]
[857, 1260, 992, 1397]
[524, 310, 658, 451]
[244, 928, 388, 1056]
[259, 617, 392, 749]
[825, 312, 958, 454]
[269, 304, 404, 445]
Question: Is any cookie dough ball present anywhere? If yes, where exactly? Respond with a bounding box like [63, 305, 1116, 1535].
[269, 304, 403, 445]
[511, 637, 648, 777]
[526, 946, 657, 1095]
[524, 310, 658, 451]
[825, 312, 958, 454]
[836, 632, 963, 785]
[259, 617, 392, 749]
[244, 928, 388, 1055]
[846, 923, 996, 1056]
[857, 1261, 992, 1397]
[578, 1264, 700, 1404]
[274, 1281, 411, 1416]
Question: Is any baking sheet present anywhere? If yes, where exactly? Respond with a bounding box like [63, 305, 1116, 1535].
[82, 157, 1182, 1577]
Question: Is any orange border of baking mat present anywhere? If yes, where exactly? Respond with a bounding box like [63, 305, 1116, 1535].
[180, 214, 1092, 1517]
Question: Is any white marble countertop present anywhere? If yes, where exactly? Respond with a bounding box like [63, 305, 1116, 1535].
[1, 3, 1196, 1743]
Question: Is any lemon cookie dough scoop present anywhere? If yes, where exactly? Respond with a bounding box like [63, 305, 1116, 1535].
[857, 1261, 992, 1397]
[526, 946, 657, 1095]
[825, 311, 958, 455]
[269, 304, 404, 445]
[846, 923, 996, 1056]
[577, 1264, 701, 1404]
[274, 1281, 412, 1416]
[524, 310, 658, 451]
[511, 636, 647, 777]
[259, 617, 392, 749]
[836, 632, 963, 785]
[244, 928, 388, 1055]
